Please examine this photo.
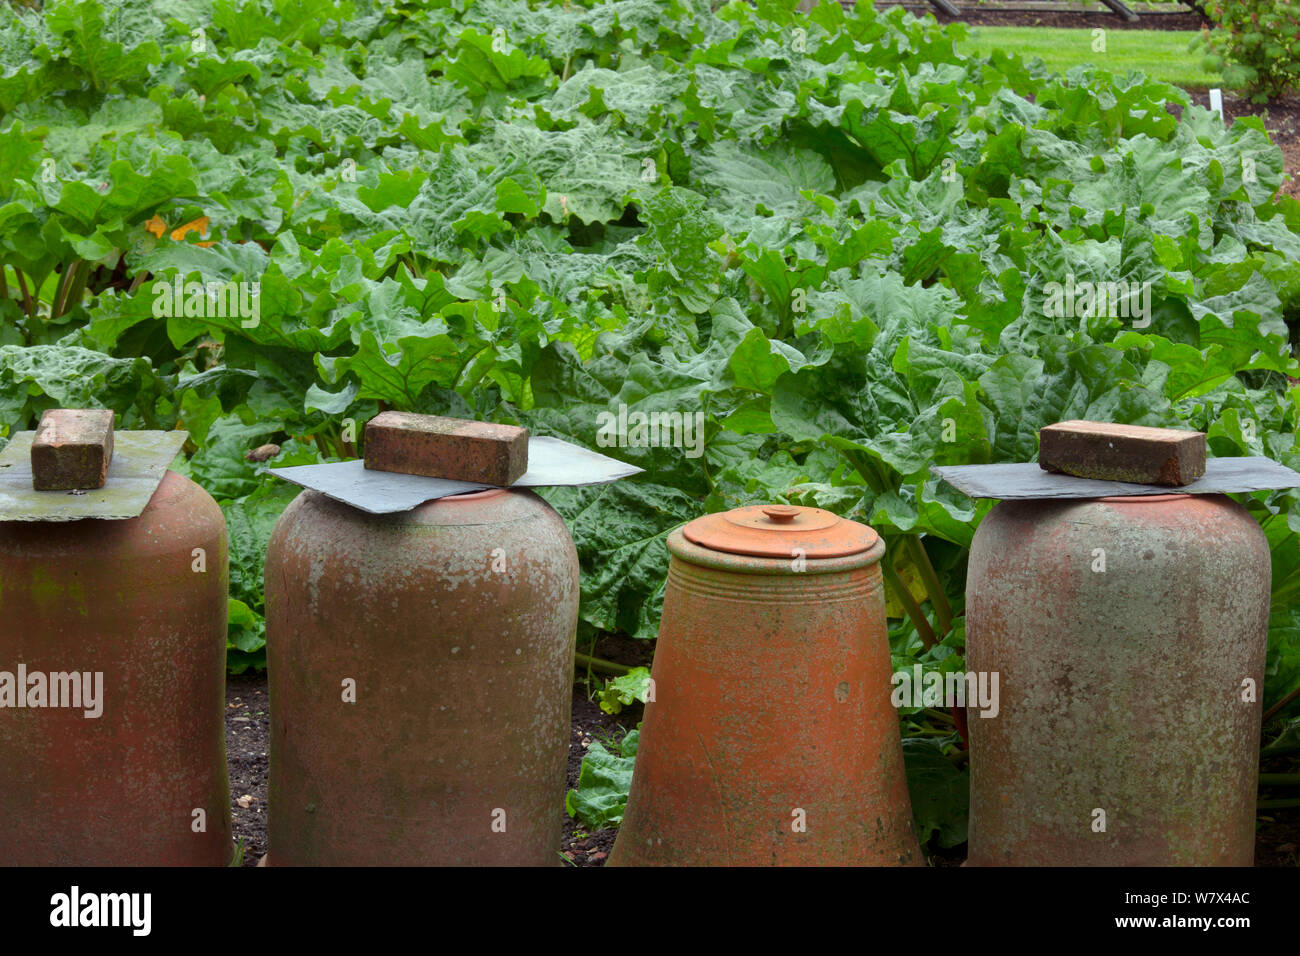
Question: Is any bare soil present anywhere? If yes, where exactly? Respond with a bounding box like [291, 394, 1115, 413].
[932, 6, 1207, 31]
[225, 674, 270, 867]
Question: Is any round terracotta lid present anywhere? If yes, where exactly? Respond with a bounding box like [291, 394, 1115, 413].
[681, 504, 878, 559]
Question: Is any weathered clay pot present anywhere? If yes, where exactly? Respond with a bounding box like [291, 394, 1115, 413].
[266, 487, 578, 865]
[966, 494, 1270, 866]
[0, 471, 232, 865]
[611, 504, 922, 866]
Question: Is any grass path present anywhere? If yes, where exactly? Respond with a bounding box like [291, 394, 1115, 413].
[955, 26, 1220, 89]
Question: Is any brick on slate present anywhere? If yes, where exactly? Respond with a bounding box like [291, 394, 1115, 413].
[31, 408, 115, 491]
[363, 411, 529, 485]
[1038, 420, 1206, 486]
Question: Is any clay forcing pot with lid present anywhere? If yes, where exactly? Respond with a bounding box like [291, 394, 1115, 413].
[0, 471, 232, 865]
[266, 486, 579, 865]
[965, 493, 1270, 866]
[611, 504, 921, 866]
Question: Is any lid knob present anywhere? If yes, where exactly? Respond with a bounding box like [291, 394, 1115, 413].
[762, 505, 799, 524]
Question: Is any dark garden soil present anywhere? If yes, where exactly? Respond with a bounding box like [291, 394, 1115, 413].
[225, 673, 271, 867]
[917, 4, 1208, 32]
[224, 662, 1298, 866]
[1256, 751, 1300, 867]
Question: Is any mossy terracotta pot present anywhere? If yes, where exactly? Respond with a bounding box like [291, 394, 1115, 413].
[965, 494, 1270, 866]
[265, 487, 578, 865]
[0, 471, 232, 865]
[611, 504, 921, 866]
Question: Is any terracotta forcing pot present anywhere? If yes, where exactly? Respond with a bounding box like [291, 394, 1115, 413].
[965, 494, 1271, 866]
[611, 504, 922, 866]
[265, 487, 579, 865]
[0, 471, 232, 866]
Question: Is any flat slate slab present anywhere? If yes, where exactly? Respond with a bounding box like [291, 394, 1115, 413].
[932, 456, 1300, 500]
[0, 430, 188, 521]
[270, 436, 643, 514]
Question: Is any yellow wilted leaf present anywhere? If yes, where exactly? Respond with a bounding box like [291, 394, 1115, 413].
[170, 216, 210, 241]
[884, 542, 929, 620]
[143, 215, 214, 245]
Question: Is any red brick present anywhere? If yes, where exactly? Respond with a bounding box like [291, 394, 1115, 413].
[364, 412, 529, 485]
[1038, 420, 1206, 486]
[31, 408, 115, 491]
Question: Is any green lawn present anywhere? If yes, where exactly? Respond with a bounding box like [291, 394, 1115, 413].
[955, 26, 1220, 90]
